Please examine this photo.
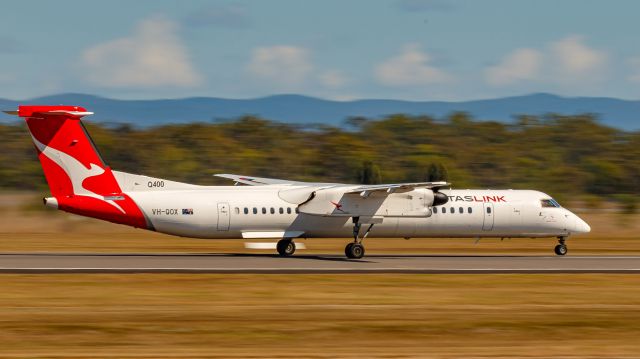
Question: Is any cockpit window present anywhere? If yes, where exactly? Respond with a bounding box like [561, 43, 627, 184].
[540, 198, 561, 208]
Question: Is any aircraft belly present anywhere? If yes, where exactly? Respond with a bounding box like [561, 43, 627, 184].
[289, 215, 400, 238]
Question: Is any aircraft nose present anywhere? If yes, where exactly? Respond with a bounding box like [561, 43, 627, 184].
[573, 216, 591, 233]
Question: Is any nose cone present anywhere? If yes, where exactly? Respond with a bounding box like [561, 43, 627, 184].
[573, 216, 591, 233]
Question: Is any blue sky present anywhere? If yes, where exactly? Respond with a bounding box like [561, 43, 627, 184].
[1, 0, 640, 100]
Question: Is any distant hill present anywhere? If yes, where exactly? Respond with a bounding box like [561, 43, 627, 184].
[1, 93, 639, 130]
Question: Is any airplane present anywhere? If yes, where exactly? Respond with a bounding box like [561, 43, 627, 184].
[5, 105, 591, 259]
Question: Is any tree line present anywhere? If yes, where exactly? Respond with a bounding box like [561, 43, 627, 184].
[1, 112, 638, 206]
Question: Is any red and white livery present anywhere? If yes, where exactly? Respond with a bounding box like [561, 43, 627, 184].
[8, 105, 590, 258]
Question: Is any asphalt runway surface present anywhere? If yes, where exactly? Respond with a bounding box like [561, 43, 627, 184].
[1, 253, 640, 273]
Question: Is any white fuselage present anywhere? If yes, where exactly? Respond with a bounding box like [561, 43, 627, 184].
[15, 105, 590, 255]
[119, 175, 590, 240]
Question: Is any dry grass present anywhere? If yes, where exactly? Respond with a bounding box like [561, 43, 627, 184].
[0, 274, 639, 358]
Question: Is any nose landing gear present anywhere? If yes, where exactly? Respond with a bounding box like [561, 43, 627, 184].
[554, 236, 568, 256]
[345, 217, 374, 259]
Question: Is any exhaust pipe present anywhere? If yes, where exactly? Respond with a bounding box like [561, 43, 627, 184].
[43, 197, 58, 209]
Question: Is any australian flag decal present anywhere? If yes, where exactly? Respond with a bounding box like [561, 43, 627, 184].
[182, 208, 194, 215]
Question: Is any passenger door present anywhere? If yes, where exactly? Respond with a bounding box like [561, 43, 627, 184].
[217, 202, 230, 231]
[482, 202, 494, 231]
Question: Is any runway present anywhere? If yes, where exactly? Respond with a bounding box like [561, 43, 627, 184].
[1, 253, 640, 273]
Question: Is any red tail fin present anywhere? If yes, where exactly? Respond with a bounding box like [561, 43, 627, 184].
[17, 105, 119, 197]
[9, 105, 148, 228]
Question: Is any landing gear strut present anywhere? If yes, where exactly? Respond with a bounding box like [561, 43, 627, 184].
[277, 238, 296, 257]
[345, 217, 374, 259]
[554, 236, 567, 256]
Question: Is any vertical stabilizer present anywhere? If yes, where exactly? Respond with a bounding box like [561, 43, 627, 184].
[6, 106, 149, 228]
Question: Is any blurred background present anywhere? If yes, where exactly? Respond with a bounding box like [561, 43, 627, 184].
[0, 0, 639, 209]
[0, 0, 640, 253]
[1, 0, 639, 212]
[1, 0, 640, 255]
[1, 1, 640, 357]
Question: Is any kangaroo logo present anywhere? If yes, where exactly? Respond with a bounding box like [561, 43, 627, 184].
[31, 134, 125, 213]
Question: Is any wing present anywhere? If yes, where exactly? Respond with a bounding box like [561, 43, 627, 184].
[344, 181, 450, 197]
[296, 181, 451, 217]
[214, 173, 335, 186]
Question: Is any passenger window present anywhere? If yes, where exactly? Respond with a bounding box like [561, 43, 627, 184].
[253, 207, 257, 214]
[235, 207, 240, 214]
[279, 207, 284, 214]
[467, 207, 472, 214]
[450, 207, 455, 214]
[295, 207, 299, 214]
[262, 207, 266, 214]
[433, 207, 438, 214]
[458, 207, 463, 214]
[487, 207, 492, 214]
[244, 207, 249, 215]
[270, 207, 275, 214]
[287, 207, 292, 214]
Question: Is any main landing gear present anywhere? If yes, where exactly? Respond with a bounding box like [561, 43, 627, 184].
[277, 238, 296, 257]
[345, 217, 374, 259]
[554, 236, 568, 256]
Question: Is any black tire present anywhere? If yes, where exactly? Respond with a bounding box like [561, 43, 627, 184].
[277, 239, 295, 256]
[554, 244, 567, 256]
[345, 243, 354, 258]
[346, 243, 365, 259]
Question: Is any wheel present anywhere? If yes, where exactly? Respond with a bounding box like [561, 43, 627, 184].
[345, 243, 365, 259]
[277, 239, 295, 256]
[345, 243, 354, 258]
[554, 244, 567, 256]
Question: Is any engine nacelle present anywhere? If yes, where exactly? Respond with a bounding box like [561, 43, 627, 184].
[433, 191, 449, 206]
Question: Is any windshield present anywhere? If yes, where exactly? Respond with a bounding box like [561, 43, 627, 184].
[540, 198, 561, 208]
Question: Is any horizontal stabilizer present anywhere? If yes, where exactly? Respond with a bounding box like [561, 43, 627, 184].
[4, 106, 93, 119]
